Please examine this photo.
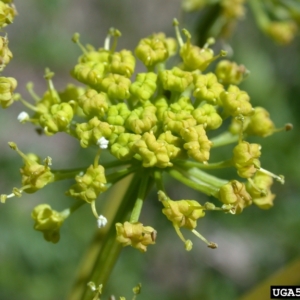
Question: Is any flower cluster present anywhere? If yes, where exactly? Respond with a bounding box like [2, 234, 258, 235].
[0, 12, 290, 254]
[181, 0, 300, 45]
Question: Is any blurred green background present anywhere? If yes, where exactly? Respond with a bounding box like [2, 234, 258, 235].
[0, 1, 299, 299]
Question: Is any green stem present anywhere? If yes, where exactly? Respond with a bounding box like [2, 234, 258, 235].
[106, 164, 140, 184]
[174, 159, 233, 170]
[101, 159, 133, 169]
[194, 3, 222, 47]
[129, 170, 151, 223]
[153, 169, 165, 192]
[60, 200, 85, 219]
[166, 167, 220, 197]
[248, 0, 270, 29]
[210, 131, 239, 148]
[182, 166, 228, 188]
[69, 173, 142, 300]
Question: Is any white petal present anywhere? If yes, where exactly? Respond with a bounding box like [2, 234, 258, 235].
[97, 215, 107, 228]
[17, 112, 29, 123]
[97, 137, 109, 149]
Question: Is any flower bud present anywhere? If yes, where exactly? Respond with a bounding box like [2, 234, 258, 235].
[107, 103, 131, 126]
[159, 191, 205, 230]
[218, 180, 252, 214]
[116, 221, 156, 252]
[132, 132, 171, 168]
[109, 49, 135, 78]
[78, 89, 109, 118]
[193, 72, 224, 104]
[125, 103, 157, 134]
[221, 0, 246, 19]
[58, 84, 85, 102]
[110, 133, 141, 160]
[76, 117, 114, 148]
[8, 142, 54, 193]
[159, 67, 193, 93]
[215, 60, 248, 85]
[0, 35, 12, 70]
[100, 73, 131, 100]
[66, 164, 107, 203]
[31, 204, 65, 243]
[72, 62, 107, 88]
[169, 96, 194, 113]
[179, 30, 220, 71]
[39, 103, 74, 135]
[0, 76, 17, 108]
[233, 141, 261, 178]
[220, 85, 253, 116]
[158, 131, 185, 160]
[180, 125, 212, 162]
[79, 48, 110, 64]
[163, 110, 196, 135]
[264, 21, 297, 45]
[246, 171, 275, 209]
[135, 34, 169, 67]
[130, 72, 157, 102]
[245, 107, 275, 137]
[0, 2, 16, 28]
[192, 104, 222, 130]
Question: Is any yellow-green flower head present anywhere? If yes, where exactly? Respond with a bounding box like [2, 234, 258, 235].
[215, 60, 248, 85]
[0, 35, 12, 70]
[110, 133, 141, 160]
[39, 103, 74, 135]
[193, 72, 224, 104]
[107, 103, 131, 126]
[220, 85, 253, 116]
[72, 62, 106, 88]
[78, 89, 109, 118]
[0, 76, 17, 108]
[129, 72, 157, 102]
[163, 110, 196, 135]
[169, 96, 194, 113]
[115, 221, 156, 252]
[159, 67, 193, 93]
[246, 171, 275, 209]
[31, 204, 65, 243]
[100, 73, 131, 100]
[158, 191, 205, 230]
[245, 107, 275, 137]
[218, 180, 252, 214]
[109, 49, 136, 78]
[135, 33, 169, 68]
[132, 132, 171, 168]
[180, 125, 212, 162]
[66, 164, 107, 203]
[0, 1, 15, 28]
[158, 131, 185, 160]
[76, 117, 114, 148]
[8, 142, 54, 194]
[233, 141, 261, 178]
[264, 21, 298, 45]
[192, 104, 223, 130]
[125, 103, 157, 134]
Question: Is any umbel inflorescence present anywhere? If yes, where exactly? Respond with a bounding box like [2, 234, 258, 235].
[1, 9, 291, 252]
